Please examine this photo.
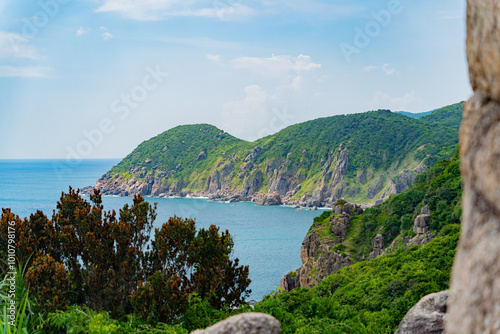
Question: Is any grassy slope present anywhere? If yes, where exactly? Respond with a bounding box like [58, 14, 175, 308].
[104, 102, 463, 203]
[255, 149, 463, 333]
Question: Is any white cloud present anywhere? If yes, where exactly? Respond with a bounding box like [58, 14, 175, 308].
[367, 90, 424, 111]
[382, 63, 396, 76]
[76, 27, 90, 37]
[221, 53, 322, 140]
[206, 54, 221, 62]
[364, 64, 397, 76]
[232, 54, 321, 77]
[0, 66, 51, 77]
[96, 0, 254, 21]
[0, 31, 38, 59]
[364, 65, 378, 72]
[102, 32, 114, 40]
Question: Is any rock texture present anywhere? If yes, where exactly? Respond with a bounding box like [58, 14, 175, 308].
[368, 234, 385, 260]
[413, 207, 431, 236]
[395, 290, 449, 334]
[85, 141, 427, 208]
[256, 192, 283, 206]
[191, 312, 280, 334]
[280, 203, 362, 291]
[402, 206, 436, 247]
[447, 1, 500, 333]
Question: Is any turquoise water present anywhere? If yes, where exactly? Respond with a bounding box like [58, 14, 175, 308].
[0, 160, 322, 300]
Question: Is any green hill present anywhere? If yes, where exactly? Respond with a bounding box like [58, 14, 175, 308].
[90, 102, 463, 206]
[255, 149, 463, 333]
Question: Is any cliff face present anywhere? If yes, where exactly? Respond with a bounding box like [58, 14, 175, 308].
[91, 143, 425, 207]
[85, 105, 463, 206]
[280, 203, 363, 291]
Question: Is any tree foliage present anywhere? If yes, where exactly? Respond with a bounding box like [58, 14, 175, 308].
[0, 188, 251, 325]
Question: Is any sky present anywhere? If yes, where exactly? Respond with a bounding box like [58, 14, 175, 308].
[0, 0, 471, 159]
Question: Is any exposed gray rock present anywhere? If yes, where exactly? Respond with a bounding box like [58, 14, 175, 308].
[280, 272, 300, 292]
[357, 169, 367, 185]
[196, 151, 207, 161]
[368, 234, 385, 260]
[240, 170, 263, 198]
[256, 192, 282, 206]
[244, 146, 262, 162]
[281, 202, 362, 291]
[395, 290, 448, 334]
[191, 312, 280, 334]
[406, 231, 436, 247]
[413, 214, 431, 236]
[390, 169, 416, 195]
[447, 2, 500, 331]
[367, 174, 385, 199]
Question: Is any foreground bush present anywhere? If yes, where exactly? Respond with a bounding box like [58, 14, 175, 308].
[0, 188, 250, 328]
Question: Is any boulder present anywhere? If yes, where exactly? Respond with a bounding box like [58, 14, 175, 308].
[368, 234, 385, 260]
[191, 312, 280, 334]
[256, 192, 283, 206]
[395, 290, 448, 334]
[413, 214, 431, 236]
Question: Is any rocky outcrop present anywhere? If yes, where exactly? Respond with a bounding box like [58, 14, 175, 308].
[196, 151, 207, 161]
[280, 202, 362, 291]
[368, 234, 385, 260]
[447, 1, 500, 332]
[244, 146, 262, 162]
[367, 174, 385, 199]
[390, 169, 417, 195]
[395, 290, 449, 334]
[256, 192, 283, 206]
[191, 312, 280, 334]
[85, 139, 433, 207]
[405, 206, 435, 246]
[414, 214, 431, 236]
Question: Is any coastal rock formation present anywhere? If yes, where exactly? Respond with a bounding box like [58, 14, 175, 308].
[447, 1, 500, 332]
[368, 234, 385, 260]
[395, 290, 449, 334]
[256, 192, 283, 206]
[280, 202, 362, 291]
[84, 105, 463, 207]
[191, 312, 280, 334]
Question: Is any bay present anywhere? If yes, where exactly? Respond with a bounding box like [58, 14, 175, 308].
[0, 159, 323, 300]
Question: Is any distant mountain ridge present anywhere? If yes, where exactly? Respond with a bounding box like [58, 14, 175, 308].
[395, 110, 433, 119]
[87, 102, 464, 207]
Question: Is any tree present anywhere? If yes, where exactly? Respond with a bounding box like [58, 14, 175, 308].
[1, 188, 251, 323]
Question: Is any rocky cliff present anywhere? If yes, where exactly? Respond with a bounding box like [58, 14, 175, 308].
[84, 105, 463, 207]
[280, 202, 363, 291]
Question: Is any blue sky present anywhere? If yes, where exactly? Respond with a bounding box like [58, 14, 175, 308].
[0, 0, 470, 159]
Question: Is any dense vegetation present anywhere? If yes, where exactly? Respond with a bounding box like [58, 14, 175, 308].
[256, 149, 463, 333]
[102, 102, 463, 204]
[1, 149, 463, 333]
[0, 190, 251, 333]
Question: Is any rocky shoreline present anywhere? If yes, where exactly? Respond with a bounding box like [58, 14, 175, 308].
[80, 184, 387, 209]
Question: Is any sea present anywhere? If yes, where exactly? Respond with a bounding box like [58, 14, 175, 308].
[0, 159, 324, 300]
